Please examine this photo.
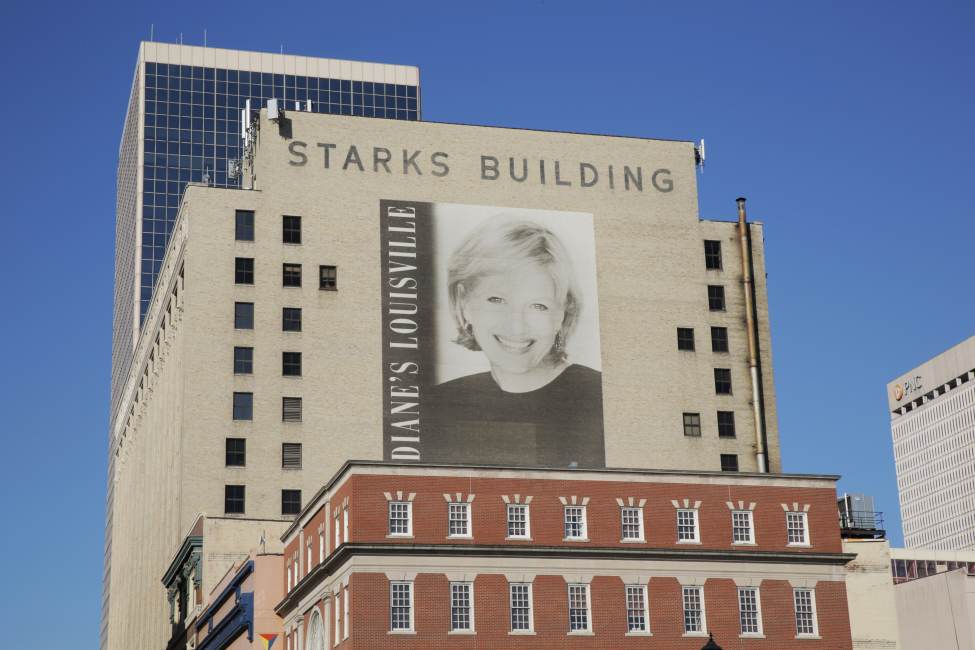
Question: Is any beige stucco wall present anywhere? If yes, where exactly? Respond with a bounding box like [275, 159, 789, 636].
[896, 569, 975, 650]
[843, 539, 901, 649]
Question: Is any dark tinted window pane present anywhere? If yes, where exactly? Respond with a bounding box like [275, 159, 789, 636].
[717, 411, 737, 438]
[683, 412, 701, 437]
[232, 392, 253, 420]
[235, 210, 254, 241]
[711, 327, 729, 353]
[235, 257, 254, 284]
[225, 485, 245, 514]
[283, 307, 302, 332]
[226, 438, 246, 466]
[283, 352, 302, 376]
[707, 285, 725, 311]
[283, 215, 301, 244]
[714, 369, 732, 395]
[234, 346, 253, 374]
[720, 454, 739, 472]
[283, 263, 302, 287]
[282, 489, 302, 515]
[319, 265, 337, 290]
[704, 240, 722, 270]
[234, 302, 254, 329]
[677, 328, 695, 351]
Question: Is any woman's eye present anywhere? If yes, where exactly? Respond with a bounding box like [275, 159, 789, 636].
[486, 296, 504, 304]
[530, 303, 549, 311]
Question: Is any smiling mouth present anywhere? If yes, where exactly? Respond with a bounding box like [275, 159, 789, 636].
[493, 335, 535, 353]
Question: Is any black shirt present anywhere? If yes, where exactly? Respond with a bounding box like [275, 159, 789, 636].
[422, 364, 605, 468]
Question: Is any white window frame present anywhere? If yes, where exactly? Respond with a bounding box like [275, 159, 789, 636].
[738, 586, 763, 636]
[787, 511, 810, 546]
[509, 582, 534, 633]
[292, 557, 299, 587]
[389, 581, 414, 632]
[306, 544, 312, 575]
[388, 501, 413, 537]
[449, 582, 475, 633]
[624, 584, 651, 635]
[621, 506, 645, 542]
[343, 508, 350, 544]
[567, 583, 592, 634]
[506, 504, 531, 539]
[319, 531, 324, 563]
[343, 585, 350, 639]
[287, 564, 292, 592]
[681, 585, 707, 635]
[677, 508, 700, 543]
[732, 510, 755, 545]
[334, 515, 341, 549]
[794, 587, 819, 637]
[334, 589, 340, 647]
[447, 502, 472, 538]
[563, 505, 588, 541]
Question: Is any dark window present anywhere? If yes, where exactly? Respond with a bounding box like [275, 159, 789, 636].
[282, 397, 302, 422]
[282, 307, 302, 332]
[235, 210, 255, 241]
[225, 438, 246, 466]
[714, 368, 733, 395]
[704, 240, 722, 270]
[283, 215, 301, 244]
[283, 263, 302, 287]
[233, 346, 253, 374]
[319, 265, 337, 291]
[717, 411, 737, 438]
[677, 327, 695, 351]
[711, 327, 729, 353]
[283, 352, 302, 376]
[232, 392, 253, 420]
[720, 454, 739, 472]
[282, 489, 302, 515]
[225, 485, 245, 514]
[235, 257, 254, 284]
[708, 285, 725, 311]
[234, 302, 254, 329]
[683, 412, 702, 437]
[282, 443, 302, 469]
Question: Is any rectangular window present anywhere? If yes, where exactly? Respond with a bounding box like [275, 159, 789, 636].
[233, 346, 253, 374]
[224, 485, 245, 514]
[732, 510, 755, 544]
[625, 584, 649, 633]
[711, 326, 729, 353]
[450, 582, 473, 632]
[739, 587, 762, 635]
[683, 412, 702, 437]
[714, 368, 732, 394]
[717, 411, 736, 438]
[787, 511, 810, 545]
[282, 443, 302, 469]
[509, 583, 533, 632]
[334, 589, 340, 646]
[234, 302, 254, 329]
[563, 505, 587, 540]
[283, 215, 301, 244]
[677, 509, 699, 542]
[225, 438, 246, 467]
[319, 532, 324, 562]
[283, 263, 302, 287]
[567, 584, 591, 632]
[704, 239, 722, 270]
[707, 285, 726, 311]
[507, 504, 530, 539]
[343, 508, 349, 544]
[388, 501, 412, 536]
[335, 516, 341, 550]
[621, 507, 644, 541]
[794, 588, 818, 636]
[235, 209, 255, 241]
[282, 307, 302, 332]
[677, 327, 695, 351]
[282, 351, 302, 377]
[235, 257, 254, 284]
[282, 396, 302, 422]
[232, 392, 253, 420]
[448, 502, 471, 537]
[682, 585, 705, 633]
[343, 585, 350, 639]
[320, 265, 337, 291]
[390, 582, 413, 631]
[721, 453, 739, 472]
[281, 489, 301, 515]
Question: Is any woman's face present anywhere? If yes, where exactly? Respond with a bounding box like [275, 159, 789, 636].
[462, 263, 566, 374]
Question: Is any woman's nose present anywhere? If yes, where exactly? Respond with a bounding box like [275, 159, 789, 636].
[506, 308, 527, 334]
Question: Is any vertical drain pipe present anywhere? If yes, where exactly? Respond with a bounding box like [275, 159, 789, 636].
[737, 197, 768, 473]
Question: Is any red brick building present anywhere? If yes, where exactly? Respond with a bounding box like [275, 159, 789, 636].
[275, 462, 854, 649]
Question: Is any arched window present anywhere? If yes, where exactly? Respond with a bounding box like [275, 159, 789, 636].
[307, 607, 326, 650]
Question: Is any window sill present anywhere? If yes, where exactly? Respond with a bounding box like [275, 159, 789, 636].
[448, 630, 476, 635]
[447, 535, 473, 540]
[620, 538, 646, 544]
[567, 631, 594, 636]
[732, 541, 757, 546]
[508, 630, 535, 635]
[386, 534, 413, 539]
[741, 633, 766, 639]
[625, 631, 652, 637]
[505, 536, 533, 542]
[787, 542, 812, 548]
[796, 635, 821, 640]
[563, 537, 590, 543]
[683, 631, 709, 637]
[677, 539, 702, 545]
[387, 630, 415, 635]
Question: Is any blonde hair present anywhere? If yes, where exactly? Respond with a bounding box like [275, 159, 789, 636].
[447, 219, 581, 364]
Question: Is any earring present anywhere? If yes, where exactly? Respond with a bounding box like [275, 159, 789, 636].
[465, 323, 473, 335]
[554, 332, 564, 352]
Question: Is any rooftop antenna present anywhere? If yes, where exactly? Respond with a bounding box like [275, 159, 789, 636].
[280, 44, 284, 54]
[179, 32, 183, 45]
[149, 24, 154, 42]
[694, 139, 706, 173]
[203, 28, 207, 48]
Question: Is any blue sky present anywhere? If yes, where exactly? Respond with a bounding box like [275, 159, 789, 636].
[0, 0, 972, 644]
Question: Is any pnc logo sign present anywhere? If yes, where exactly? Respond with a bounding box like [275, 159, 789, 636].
[894, 376, 923, 401]
[893, 384, 904, 401]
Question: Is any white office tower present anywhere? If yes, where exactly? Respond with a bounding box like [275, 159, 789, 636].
[888, 335, 975, 550]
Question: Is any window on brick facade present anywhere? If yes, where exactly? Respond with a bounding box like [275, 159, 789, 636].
[739, 587, 763, 635]
[283, 215, 301, 244]
[282, 307, 302, 332]
[233, 346, 253, 374]
[683, 412, 702, 437]
[281, 489, 301, 515]
[225, 438, 246, 467]
[704, 239, 722, 270]
[625, 584, 649, 633]
[450, 582, 473, 632]
[711, 326, 729, 352]
[282, 396, 302, 422]
[235, 210, 255, 241]
[677, 327, 695, 351]
[343, 508, 349, 544]
[390, 582, 413, 631]
[707, 285, 725, 311]
[677, 508, 700, 542]
[621, 507, 644, 541]
[794, 588, 818, 636]
[224, 485, 245, 514]
[721, 453, 739, 472]
[388, 501, 412, 536]
[714, 368, 732, 394]
[563, 505, 587, 540]
[282, 443, 302, 469]
[235, 257, 254, 284]
[343, 585, 350, 639]
[232, 392, 253, 420]
[448, 502, 471, 537]
[234, 302, 254, 329]
[283, 263, 302, 287]
[717, 411, 736, 438]
[682, 585, 706, 633]
[507, 504, 530, 538]
[320, 265, 337, 291]
[732, 510, 755, 544]
[567, 584, 591, 632]
[787, 511, 810, 545]
[509, 583, 533, 632]
[334, 515, 341, 550]
[283, 351, 302, 377]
